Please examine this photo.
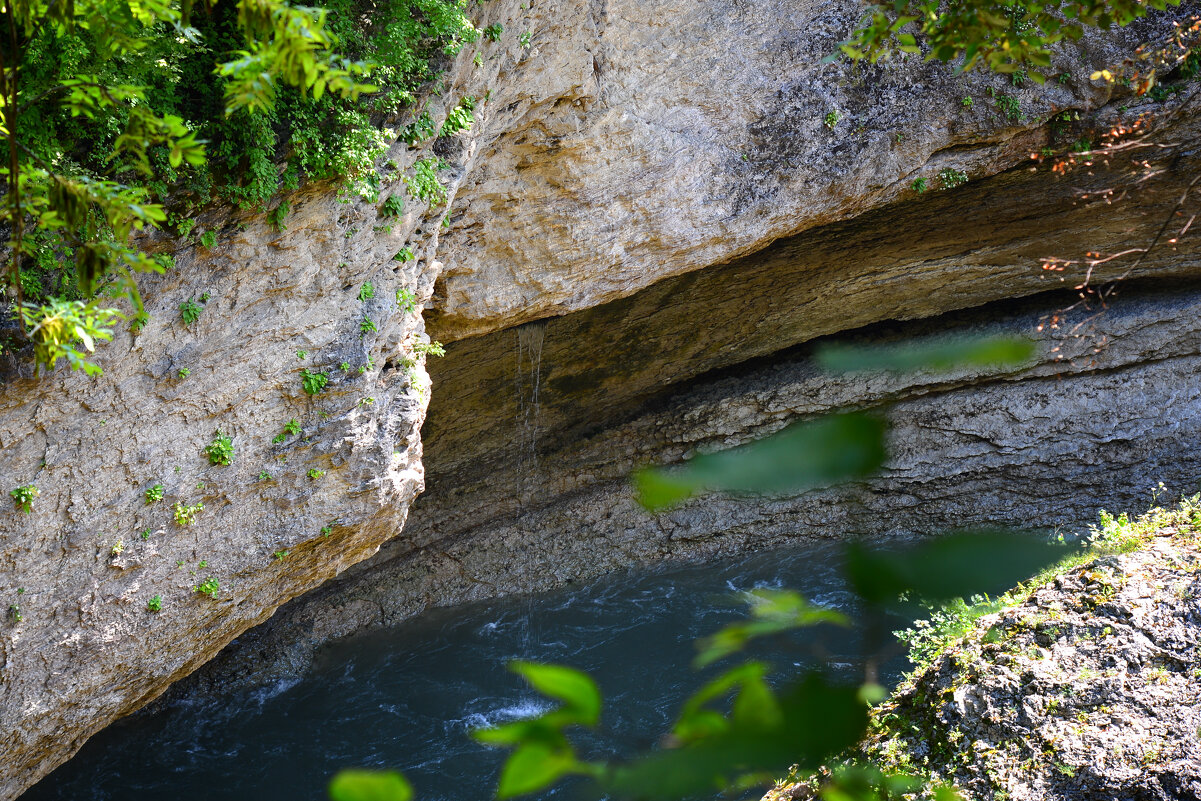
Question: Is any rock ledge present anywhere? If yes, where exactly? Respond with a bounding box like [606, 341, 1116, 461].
[861, 503, 1201, 801]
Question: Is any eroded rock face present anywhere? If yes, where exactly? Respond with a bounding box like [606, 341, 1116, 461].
[2, 0, 1200, 796]
[174, 280, 1201, 693]
[0, 187, 437, 798]
[430, 0, 1173, 339]
[865, 532, 1201, 801]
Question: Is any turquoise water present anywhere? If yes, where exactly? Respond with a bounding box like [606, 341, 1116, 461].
[24, 540, 911, 801]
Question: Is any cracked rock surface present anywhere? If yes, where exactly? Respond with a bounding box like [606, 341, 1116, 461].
[858, 527, 1201, 801]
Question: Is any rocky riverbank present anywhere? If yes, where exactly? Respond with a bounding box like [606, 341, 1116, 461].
[781, 499, 1201, 801]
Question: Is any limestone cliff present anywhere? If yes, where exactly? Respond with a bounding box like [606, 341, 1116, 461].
[2, 0, 1200, 797]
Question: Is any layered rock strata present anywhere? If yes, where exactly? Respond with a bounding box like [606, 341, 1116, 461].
[180, 278, 1201, 691]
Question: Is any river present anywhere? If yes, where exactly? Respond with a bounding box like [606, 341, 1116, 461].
[24, 539, 914, 801]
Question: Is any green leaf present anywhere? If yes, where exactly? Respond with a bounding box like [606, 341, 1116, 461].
[605, 673, 866, 799]
[815, 334, 1035, 374]
[328, 769, 412, 801]
[473, 718, 564, 747]
[635, 413, 886, 511]
[511, 661, 601, 725]
[495, 742, 578, 799]
[845, 532, 1075, 605]
[695, 590, 849, 667]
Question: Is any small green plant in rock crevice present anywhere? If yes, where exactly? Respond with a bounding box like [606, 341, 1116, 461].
[204, 431, 235, 466]
[199, 230, 218, 250]
[379, 194, 405, 217]
[267, 201, 291, 232]
[405, 157, 449, 206]
[824, 111, 839, 129]
[993, 91, 1022, 122]
[10, 484, 39, 514]
[193, 577, 219, 600]
[911, 177, 928, 194]
[361, 318, 378, 335]
[147, 595, 162, 612]
[177, 367, 191, 379]
[359, 282, 375, 302]
[396, 288, 418, 313]
[301, 368, 329, 395]
[174, 501, 204, 527]
[307, 468, 326, 480]
[484, 23, 504, 41]
[180, 299, 204, 326]
[394, 246, 415, 263]
[400, 111, 436, 146]
[938, 169, 969, 190]
[413, 340, 445, 357]
[440, 96, 475, 137]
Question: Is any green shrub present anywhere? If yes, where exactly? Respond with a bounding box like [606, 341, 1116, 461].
[380, 194, 405, 217]
[145, 483, 164, 504]
[440, 96, 475, 137]
[173, 501, 204, 526]
[193, 577, 219, 599]
[413, 339, 445, 357]
[301, 368, 329, 395]
[180, 299, 204, 326]
[204, 431, 234, 465]
[10, 485, 38, 514]
[404, 157, 449, 206]
[400, 111, 436, 145]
